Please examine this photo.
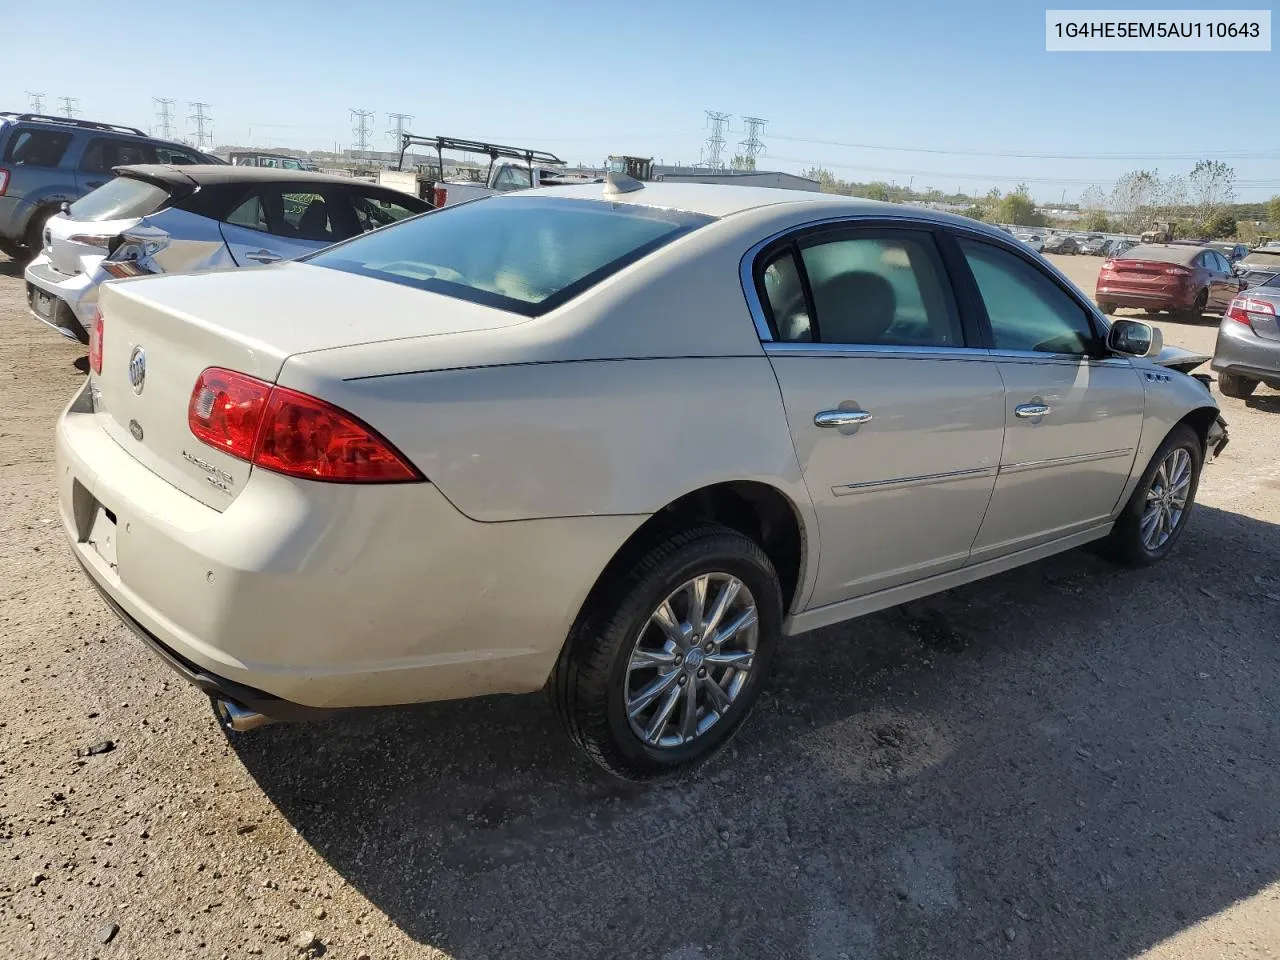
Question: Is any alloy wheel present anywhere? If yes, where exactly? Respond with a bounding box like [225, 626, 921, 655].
[1140, 447, 1192, 550]
[624, 573, 759, 750]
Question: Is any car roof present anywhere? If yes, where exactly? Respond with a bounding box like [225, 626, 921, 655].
[518, 180, 1013, 236]
[1120, 244, 1202, 264]
[114, 163, 361, 187]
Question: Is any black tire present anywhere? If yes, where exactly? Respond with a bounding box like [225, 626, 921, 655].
[552, 523, 782, 780]
[1177, 289, 1208, 322]
[1097, 301, 1117, 315]
[0, 236, 23, 261]
[1101, 424, 1202, 568]
[1218, 371, 1258, 399]
[22, 209, 54, 264]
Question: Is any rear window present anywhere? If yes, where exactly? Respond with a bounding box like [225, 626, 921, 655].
[306, 196, 714, 317]
[3, 128, 73, 168]
[1244, 252, 1280, 267]
[68, 177, 171, 222]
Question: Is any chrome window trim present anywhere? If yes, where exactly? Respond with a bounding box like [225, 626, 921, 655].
[763, 341, 1132, 367]
[739, 212, 1115, 348]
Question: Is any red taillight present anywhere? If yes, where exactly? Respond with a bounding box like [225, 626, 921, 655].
[1164, 266, 1191, 276]
[187, 367, 421, 484]
[432, 185, 448, 208]
[89, 309, 104, 374]
[1225, 296, 1277, 326]
[188, 368, 271, 460]
[0, 168, 9, 197]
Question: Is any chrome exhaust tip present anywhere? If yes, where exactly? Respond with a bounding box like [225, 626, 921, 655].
[211, 697, 273, 733]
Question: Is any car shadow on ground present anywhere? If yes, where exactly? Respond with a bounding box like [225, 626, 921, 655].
[233, 504, 1280, 960]
[0, 255, 25, 278]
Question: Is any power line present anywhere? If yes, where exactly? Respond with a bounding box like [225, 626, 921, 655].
[767, 131, 1280, 163]
[153, 98, 175, 140]
[702, 111, 731, 170]
[386, 112, 413, 149]
[188, 102, 212, 151]
[738, 116, 767, 169]
[58, 97, 80, 119]
[25, 91, 45, 113]
[350, 108, 375, 159]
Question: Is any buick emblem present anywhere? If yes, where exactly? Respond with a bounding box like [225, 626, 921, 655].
[127, 345, 146, 395]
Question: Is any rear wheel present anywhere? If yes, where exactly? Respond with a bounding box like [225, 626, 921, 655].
[1217, 371, 1258, 399]
[1101, 424, 1202, 568]
[552, 523, 782, 780]
[0, 236, 23, 261]
[1097, 301, 1117, 315]
[21, 210, 53, 264]
[1177, 289, 1208, 322]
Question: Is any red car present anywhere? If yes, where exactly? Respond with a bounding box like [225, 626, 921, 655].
[1095, 243, 1246, 320]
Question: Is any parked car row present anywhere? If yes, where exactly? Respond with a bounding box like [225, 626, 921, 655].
[0, 113, 219, 261]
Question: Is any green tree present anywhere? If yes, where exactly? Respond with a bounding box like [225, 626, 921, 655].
[731, 153, 756, 171]
[859, 182, 891, 202]
[1267, 195, 1280, 226]
[1082, 210, 1111, 232]
[993, 184, 1046, 226]
[1204, 210, 1238, 239]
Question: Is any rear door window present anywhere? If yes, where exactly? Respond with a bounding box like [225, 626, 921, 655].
[350, 190, 426, 233]
[224, 192, 269, 232]
[79, 138, 158, 174]
[272, 189, 352, 242]
[154, 145, 205, 165]
[3, 128, 74, 168]
[307, 195, 713, 316]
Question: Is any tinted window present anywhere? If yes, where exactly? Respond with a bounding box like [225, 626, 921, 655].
[68, 177, 170, 221]
[350, 191, 425, 232]
[79, 138, 157, 174]
[307, 196, 713, 317]
[278, 191, 338, 242]
[959, 238, 1098, 356]
[225, 193, 268, 232]
[3, 129, 73, 168]
[761, 250, 811, 341]
[154, 145, 203, 165]
[793, 232, 962, 346]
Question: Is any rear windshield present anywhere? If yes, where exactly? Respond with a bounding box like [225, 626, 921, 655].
[68, 176, 171, 222]
[1244, 251, 1280, 267]
[306, 196, 715, 316]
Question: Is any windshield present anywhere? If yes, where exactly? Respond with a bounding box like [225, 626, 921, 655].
[67, 176, 172, 222]
[307, 196, 714, 316]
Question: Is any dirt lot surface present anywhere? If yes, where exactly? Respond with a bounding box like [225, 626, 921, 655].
[2, 250, 1280, 960]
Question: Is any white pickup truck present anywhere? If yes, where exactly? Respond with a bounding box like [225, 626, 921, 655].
[389, 134, 599, 208]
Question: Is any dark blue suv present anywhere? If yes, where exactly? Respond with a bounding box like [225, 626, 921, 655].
[0, 112, 219, 261]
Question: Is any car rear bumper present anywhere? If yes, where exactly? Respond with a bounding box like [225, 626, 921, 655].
[25, 253, 105, 335]
[1211, 320, 1280, 384]
[56, 381, 645, 713]
[1095, 283, 1196, 310]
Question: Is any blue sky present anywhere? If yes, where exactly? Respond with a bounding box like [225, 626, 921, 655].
[3, 0, 1277, 201]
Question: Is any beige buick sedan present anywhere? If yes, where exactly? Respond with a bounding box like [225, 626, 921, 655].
[58, 178, 1225, 779]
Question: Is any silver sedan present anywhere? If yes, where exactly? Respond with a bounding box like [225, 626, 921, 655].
[57, 178, 1224, 779]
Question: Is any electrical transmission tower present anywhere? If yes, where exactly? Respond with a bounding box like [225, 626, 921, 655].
[702, 111, 731, 170]
[188, 102, 212, 151]
[738, 117, 767, 170]
[386, 112, 413, 149]
[26, 91, 46, 113]
[350, 109, 375, 159]
[153, 98, 176, 140]
[58, 97, 81, 119]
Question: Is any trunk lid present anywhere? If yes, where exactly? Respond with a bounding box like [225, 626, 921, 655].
[91, 264, 527, 510]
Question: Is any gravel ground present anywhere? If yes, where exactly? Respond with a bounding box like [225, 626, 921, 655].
[2, 251, 1280, 960]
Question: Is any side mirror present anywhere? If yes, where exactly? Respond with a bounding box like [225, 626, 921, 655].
[1107, 318, 1162, 358]
[60, 201, 70, 215]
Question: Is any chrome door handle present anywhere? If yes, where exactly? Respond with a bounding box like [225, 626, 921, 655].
[1014, 402, 1051, 419]
[814, 409, 873, 428]
[245, 249, 281, 263]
